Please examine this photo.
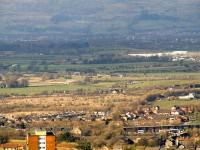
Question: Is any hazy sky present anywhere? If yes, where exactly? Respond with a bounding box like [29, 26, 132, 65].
[0, 0, 200, 35]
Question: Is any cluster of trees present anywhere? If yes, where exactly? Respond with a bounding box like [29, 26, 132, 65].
[6, 78, 29, 88]
[57, 132, 92, 150]
[0, 74, 29, 88]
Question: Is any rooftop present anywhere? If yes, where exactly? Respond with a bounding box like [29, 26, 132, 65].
[28, 130, 55, 136]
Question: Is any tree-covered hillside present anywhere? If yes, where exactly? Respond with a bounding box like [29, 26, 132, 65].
[0, 0, 200, 50]
[0, 0, 199, 36]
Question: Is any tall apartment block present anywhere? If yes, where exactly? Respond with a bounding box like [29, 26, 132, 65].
[27, 131, 56, 150]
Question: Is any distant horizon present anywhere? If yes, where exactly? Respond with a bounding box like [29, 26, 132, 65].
[0, 0, 200, 37]
[0, 0, 200, 50]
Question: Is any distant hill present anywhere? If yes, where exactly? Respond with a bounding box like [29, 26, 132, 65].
[0, 0, 200, 35]
[0, 0, 200, 50]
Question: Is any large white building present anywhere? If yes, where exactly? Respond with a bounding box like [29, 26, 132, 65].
[179, 93, 195, 100]
[128, 51, 188, 58]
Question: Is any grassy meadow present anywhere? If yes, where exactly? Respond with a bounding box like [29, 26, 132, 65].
[0, 82, 116, 96]
[1, 72, 200, 96]
[153, 99, 200, 110]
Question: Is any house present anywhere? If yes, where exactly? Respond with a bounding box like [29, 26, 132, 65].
[0, 143, 25, 150]
[72, 72, 81, 76]
[171, 110, 181, 116]
[126, 81, 140, 85]
[71, 127, 82, 136]
[0, 81, 6, 88]
[171, 106, 185, 116]
[180, 106, 192, 114]
[144, 107, 152, 115]
[111, 73, 124, 78]
[0, 114, 5, 119]
[158, 109, 170, 116]
[110, 88, 125, 94]
[171, 110, 184, 116]
[121, 112, 137, 121]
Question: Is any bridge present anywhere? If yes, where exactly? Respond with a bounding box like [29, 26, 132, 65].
[124, 124, 200, 133]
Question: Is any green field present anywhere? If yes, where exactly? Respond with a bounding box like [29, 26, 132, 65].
[153, 99, 200, 110]
[1, 71, 200, 96]
[1, 52, 199, 73]
[128, 79, 200, 89]
[0, 82, 115, 96]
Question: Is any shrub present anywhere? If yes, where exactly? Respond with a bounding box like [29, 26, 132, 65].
[57, 132, 78, 142]
[137, 138, 148, 146]
[81, 129, 92, 136]
[93, 138, 107, 148]
[104, 132, 113, 140]
[0, 135, 9, 144]
[77, 141, 92, 150]
[195, 140, 200, 146]
[147, 139, 159, 147]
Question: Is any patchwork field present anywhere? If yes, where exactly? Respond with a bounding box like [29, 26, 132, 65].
[1, 72, 200, 116]
[1, 72, 200, 96]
